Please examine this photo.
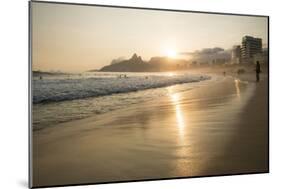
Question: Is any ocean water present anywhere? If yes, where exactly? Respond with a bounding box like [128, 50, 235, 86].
[32, 72, 211, 130]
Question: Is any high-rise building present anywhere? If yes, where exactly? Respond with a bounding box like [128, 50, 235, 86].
[253, 48, 268, 65]
[241, 36, 262, 63]
[231, 45, 241, 64]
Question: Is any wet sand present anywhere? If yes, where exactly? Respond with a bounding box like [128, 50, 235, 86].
[32, 73, 268, 187]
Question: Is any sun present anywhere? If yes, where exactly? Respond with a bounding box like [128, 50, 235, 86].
[166, 49, 177, 58]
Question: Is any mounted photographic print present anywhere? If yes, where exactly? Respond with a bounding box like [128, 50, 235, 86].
[29, 1, 269, 188]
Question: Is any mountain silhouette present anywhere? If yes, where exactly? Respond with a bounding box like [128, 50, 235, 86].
[99, 53, 189, 72]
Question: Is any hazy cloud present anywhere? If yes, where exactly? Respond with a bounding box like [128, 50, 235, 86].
[179, 47, 231, 63]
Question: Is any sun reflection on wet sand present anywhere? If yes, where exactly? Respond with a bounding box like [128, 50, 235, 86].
[171, 94, 186, 139]
[168, 86, 193, 175]
[234, 79, 241, 99]
[168, 87, 187, 142]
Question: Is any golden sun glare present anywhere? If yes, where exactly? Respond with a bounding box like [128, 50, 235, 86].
[166, 49, 177, 58]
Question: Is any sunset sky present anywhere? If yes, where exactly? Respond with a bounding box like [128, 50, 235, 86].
[32, 2, 268, 72]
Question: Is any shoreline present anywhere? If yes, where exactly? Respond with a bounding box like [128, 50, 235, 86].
[32, 72, 211, 131]
[33, 72, 268, 187]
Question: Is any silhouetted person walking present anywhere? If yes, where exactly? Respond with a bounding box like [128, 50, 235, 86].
[256, 61, 261, 82]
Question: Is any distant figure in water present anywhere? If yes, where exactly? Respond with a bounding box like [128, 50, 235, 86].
[118, 74, 128, 78]
[39, 76, 42, 80]
[256, 61, 261, 82]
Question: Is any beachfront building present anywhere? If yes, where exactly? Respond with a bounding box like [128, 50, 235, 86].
[241, 36, 262, 64]
[253, 48, 269, 65]
[231, 45, 241, 64]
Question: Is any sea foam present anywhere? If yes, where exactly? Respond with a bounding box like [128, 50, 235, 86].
[33, 73, 211, 104]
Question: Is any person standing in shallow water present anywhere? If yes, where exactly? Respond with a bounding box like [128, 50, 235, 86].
[256, 61, 261, 82]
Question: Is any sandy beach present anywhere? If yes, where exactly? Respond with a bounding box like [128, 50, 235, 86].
[32, 72, 268, 187]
